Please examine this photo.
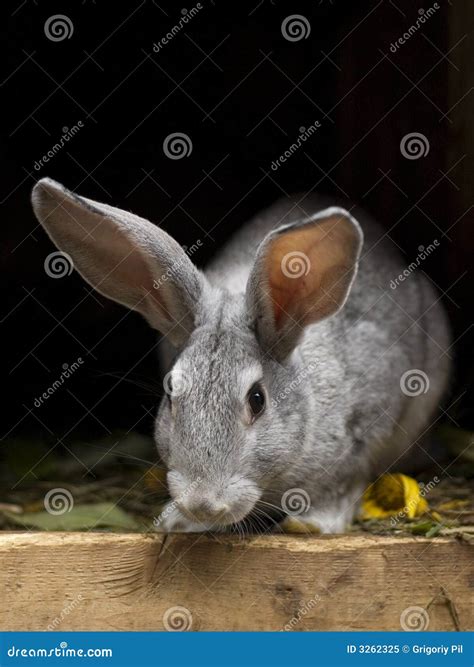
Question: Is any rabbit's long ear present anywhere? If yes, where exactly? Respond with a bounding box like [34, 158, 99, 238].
[32, 178, 206, 347]
[246, 207, 363, 361]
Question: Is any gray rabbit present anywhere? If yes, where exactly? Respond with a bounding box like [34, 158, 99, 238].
[32, 179, 451, 533]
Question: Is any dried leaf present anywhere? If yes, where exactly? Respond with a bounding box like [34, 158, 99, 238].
[360, 473, 429, 520]
[2, 502, 141, 531]
[436, 499, 470, 512]
[0, 502, 23, 514]
[440, 526, 474, 542]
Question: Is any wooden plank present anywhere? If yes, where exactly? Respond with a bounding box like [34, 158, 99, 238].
[0, 532, 471, 631]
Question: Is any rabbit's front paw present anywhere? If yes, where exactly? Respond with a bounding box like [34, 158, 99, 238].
[153, 503, 210, 533]
[282, 486, 364, 534]
[283, 508, 351, 534]
[281, 516, 322, 534]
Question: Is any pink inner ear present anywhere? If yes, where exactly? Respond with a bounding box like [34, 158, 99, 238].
[265, 215, 359, 330]
[80, 221, 172, 322]
[269, 274, 322, 329]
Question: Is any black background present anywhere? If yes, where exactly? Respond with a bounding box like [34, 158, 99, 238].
[1, 0, 472, 447]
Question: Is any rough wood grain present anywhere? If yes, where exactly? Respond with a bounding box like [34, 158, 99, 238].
[0, 532, 471, 631]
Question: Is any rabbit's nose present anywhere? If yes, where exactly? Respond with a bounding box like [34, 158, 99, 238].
[181, 498, 230, 521]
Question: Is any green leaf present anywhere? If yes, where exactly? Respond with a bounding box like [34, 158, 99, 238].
[408, 521, 436, 535]
[425, 523, 443, 538]
[2, 502, 142, 531]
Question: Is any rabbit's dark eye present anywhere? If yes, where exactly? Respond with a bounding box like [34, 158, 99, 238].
[248, 383, 265, 420]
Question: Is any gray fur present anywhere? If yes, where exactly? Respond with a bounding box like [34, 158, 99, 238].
[31, 178, 206, 347]
[31, 181, 451, 533]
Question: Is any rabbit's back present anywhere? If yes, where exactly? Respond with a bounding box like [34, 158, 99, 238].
[206, 195, 451, 473]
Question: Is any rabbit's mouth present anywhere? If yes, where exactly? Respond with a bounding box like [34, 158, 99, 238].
[168, 470, 262, 529]
[177, 500, 255, 528]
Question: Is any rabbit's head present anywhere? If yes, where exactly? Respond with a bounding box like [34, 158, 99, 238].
[32, 179, 363, 528]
